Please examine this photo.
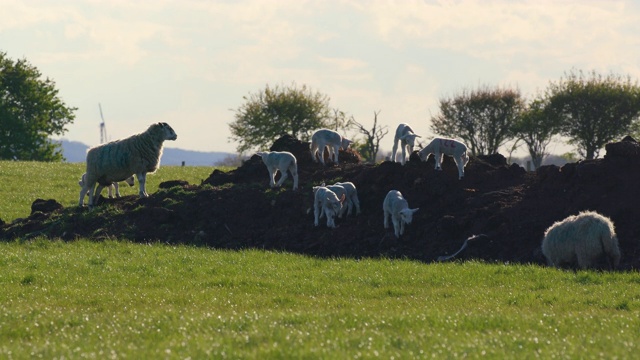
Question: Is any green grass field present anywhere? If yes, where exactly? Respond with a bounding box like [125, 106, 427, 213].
[0, 161, 219, 222]
[1, 161, 640, 358]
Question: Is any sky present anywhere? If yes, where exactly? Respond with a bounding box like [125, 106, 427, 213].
[2, 0, 640, 157]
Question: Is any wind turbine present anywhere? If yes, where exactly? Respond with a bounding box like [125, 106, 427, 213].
[99, 103, 108, 144]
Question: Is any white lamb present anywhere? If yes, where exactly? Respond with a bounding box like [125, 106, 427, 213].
[79, 122, 177, 207]
[541, 211, 621, 270]
[383, 190, 419, 238]
[79, 173, 135, 199]
[418, 137, 470, 180]
[310, 128, 353, 165]
[333, 181, 361, 217]
[256, 151, 299, 190]
[391, 123, 421, 165]
[313, 185, 345, 228]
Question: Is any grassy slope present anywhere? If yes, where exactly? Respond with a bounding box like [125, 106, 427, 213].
[1, 240, 639, 359]
[0, 161, 219, 222]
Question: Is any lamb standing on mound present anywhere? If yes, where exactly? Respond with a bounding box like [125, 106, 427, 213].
[313, 185, 345, 228]
[310, 128, 352, 165]
[418, 138, 469, 179]
[391, 123, 421, 165]
[79, 173, 134, 199]
[256, 151, 299, 190]
[541, 211, 621, 270]
[383, 190, 419, 238]
[79, 122, 178, 207]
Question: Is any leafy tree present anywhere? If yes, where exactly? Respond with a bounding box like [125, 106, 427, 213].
[513, 98, 562, 169]
[430, 85, 524, 156]
[229, 83, 343, 153]
[0, 52, 76, 161]
[547, 69, 640, 160]
[348, 110, 388, 163]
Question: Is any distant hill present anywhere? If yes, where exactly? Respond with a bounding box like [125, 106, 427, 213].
[57, 140, 235, 166]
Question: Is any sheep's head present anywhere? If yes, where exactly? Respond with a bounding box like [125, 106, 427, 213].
[341, 138, 353, 150]
[157, 122, 178, 141]
[125, 176, 135, 187]
[400, 208, 419, 224]
[402, 133, 421, 149]
[327, 193, 344, 215]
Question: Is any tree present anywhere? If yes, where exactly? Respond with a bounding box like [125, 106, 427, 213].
[229, 83, 343, 153]
[512, 98, 562, 169]
[547, 69, 640, 160]
[0, 52, 76, 161]
[348, 110, 389, 163]
[430, 85, 524, 156]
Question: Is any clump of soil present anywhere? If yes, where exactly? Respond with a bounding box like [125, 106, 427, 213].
[2, 135, 640, 270]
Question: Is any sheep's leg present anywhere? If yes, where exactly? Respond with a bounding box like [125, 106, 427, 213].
[318, 143, 326, 165]
[575, 249, 591, 269]
[95, 184, 106, 202]
[333, 145, 340, 164]
[136, 173, 148, 197]
[78, 186, 88, 206]
[401, 143, 407, 165]
[400, 220, 405, 236]
[114, 182, 122, 198]
[314, 202, 321, 226]
[310, 144, 318, 163]
[456, 157, 464, 179]
[392, 138, 399, 162]
[353, 195, 361, 215]
[289, 165, 299, 190]
[384, 209, 390, 229]
[275, 169, 288, 187]
[392, 216, 401, 237]
[87, 181, 98, 208]
[435, 153, 444, 170]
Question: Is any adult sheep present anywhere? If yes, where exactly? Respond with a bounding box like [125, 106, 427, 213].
[541, 211, 621, 270]
[78, 122, 178, 207]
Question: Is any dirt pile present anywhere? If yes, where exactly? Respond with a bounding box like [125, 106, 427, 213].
[2, 136, 639, 269]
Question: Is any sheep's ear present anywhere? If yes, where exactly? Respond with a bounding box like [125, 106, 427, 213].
[339, 194, 346, 203]
[321, 182, 326, 187]
[416, 134, 422, 138]
[411, 208, 419, 213]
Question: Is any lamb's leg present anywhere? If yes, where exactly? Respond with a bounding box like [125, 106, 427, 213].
[401, 143, 407, 165]
[310, 144, 318, 163]
[78, 186, 88, 206]
[275, 169, 288, 187]
[353, 194, 361, 215]
[456, 157, 464, 179]
[384, 209, 390, 229]
[136, 173, 148, 197]
[435, 153, 444, 170]
[289, 165, 299, 190]
[318, 143, 326, 165]
[314, 202, 321, 226]
[392, 138, 399, 162]
[114, 182, 121, 198]
[392, 216, 401, 237]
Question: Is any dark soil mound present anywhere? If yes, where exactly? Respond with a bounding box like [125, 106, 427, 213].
[2, 135, 639, 270]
